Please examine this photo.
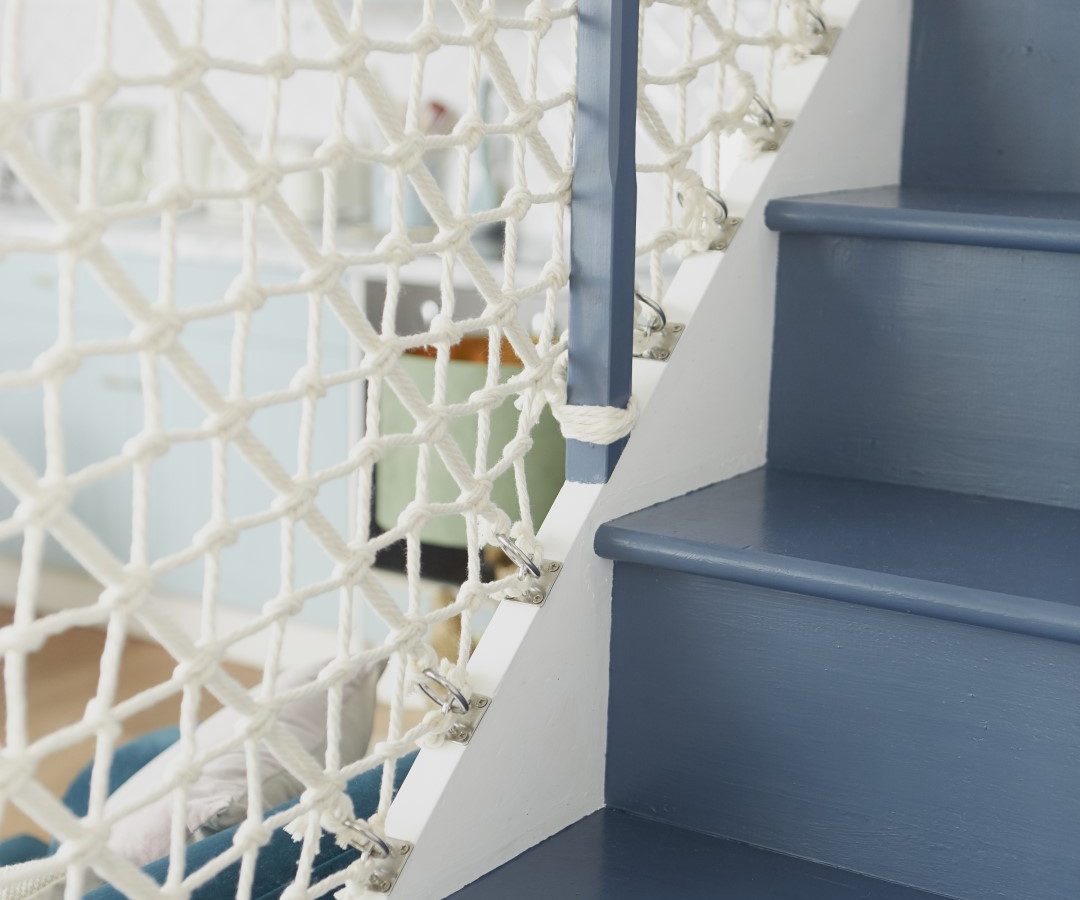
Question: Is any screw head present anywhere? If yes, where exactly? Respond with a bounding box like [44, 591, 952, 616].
[447, 724, 473, 743]
[671, 324, 684, 333]
[398, 842, 412, 856]
[649, 349, 669, 361]
[368, 875, 393, 893]
[473, 696, 489, 709]
[524, 587, 545, 604]
[548, 561, 562, 572]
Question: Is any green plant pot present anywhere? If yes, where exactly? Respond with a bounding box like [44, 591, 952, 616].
[375, 345, 564, 550]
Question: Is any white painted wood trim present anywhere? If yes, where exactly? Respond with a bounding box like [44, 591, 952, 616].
[379, 1, 913, 896]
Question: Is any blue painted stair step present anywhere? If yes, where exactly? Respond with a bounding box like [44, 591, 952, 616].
[765, 185, 1080, 254]
[451, 809, 946, 899]
[764, 186, 1080, 510]
[596, 468, 1080, 900]
[595, 467, 1080, 645]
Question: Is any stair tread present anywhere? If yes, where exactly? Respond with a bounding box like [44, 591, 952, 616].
[596, 468, 1080, 644]
[452, 809, 944, 899]
[765, 184, 1080, 253]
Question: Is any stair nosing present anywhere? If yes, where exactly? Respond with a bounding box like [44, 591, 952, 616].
[596, 517, 1080, 647]
[765, 188, 1080, 254]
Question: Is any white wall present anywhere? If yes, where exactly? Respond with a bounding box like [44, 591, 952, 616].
[385, 1, 914, 896]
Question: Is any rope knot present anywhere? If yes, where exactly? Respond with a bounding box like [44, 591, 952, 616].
[0, 752, 37, 804]
[466, 13, 498, 47]
[415, 410, 449, 444]
[232, 818, 274, 854]
[192, 519, 240, 554]
[245, 160, 284, 203]
[0, 100, 27, 150]
[375, 232, 417, 267]
[289, 363, 327, 399]
[453, 113, 487, 153]
[315, 136, 352, 169]
[264, 591, 305, 620]
[427, 312, 465, 347]
[540, 257, 568, 290]
[334, 547, 376, 585]
[76, 69, 119, 106]
[509, 103, 544, 136]
[203, 402, 250, 442]
[63, 213, 106, 257]
[272, 478, 319, 520]
[171, 45, 211, 91]
[264, 51, 297, 81]
[60, 819, 114, 867]
[303, 253, 346, 295]
[131, 310, 183, 354]
[337, 33, 371, 75]
[395, 499, 429, 537]
[551, 395, 638, 445]
[99, 567, 153, 615]
[31, 344, 81, 381]
[389, 132, 426, 172]
[242, 702, 276, 738]
[225, 275, 266, 313]
[409, 23, 443, 58]
[148, 180, 195, 212]
[283, 785, 355, 846]
[437, 220, 471, 253]
[173, 647, 224, 689]
[502, 185, 532, 221]
[82, 698, 122, 741]
[122, 430, 170, 464]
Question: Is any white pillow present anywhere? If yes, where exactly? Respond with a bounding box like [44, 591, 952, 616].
[101, 656, 383, 868]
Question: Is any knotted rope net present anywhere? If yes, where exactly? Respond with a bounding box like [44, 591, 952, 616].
[635, 0, 827, 315]
[0, 0, 581, 896]
[0, 0, 826, 896]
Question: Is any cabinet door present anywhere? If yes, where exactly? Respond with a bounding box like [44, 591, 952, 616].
[1, 251, 354, 629]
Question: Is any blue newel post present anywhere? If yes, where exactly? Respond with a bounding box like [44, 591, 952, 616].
[565, 0, 639, 483]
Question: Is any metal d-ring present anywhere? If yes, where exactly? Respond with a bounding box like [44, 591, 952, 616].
[807, 8, 828, 37]
[676, 188, 730, 226]
[340, 820, 392, 859]
[495, 533, 542, 579]
[634, 291, 667, 337]
[418, 668, 471, 715]
[747, 94, 777, 129]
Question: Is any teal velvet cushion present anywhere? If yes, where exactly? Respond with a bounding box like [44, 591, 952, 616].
[0, 834, 49, 867]
[85, 753, 417, 900]
[0, 726, 179, 866]
[0, 727, 417, 899]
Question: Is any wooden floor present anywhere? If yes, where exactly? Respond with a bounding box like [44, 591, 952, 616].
[0, 608, 411, 842]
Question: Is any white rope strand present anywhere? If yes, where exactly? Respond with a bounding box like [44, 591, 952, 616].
[0, 1, 820, 896]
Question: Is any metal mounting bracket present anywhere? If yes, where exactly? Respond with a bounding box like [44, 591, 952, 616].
[500, 559, 562, 607]
[746, 118, 792, 152]
[340, 829, 412, 894]
[807, 11, 840, 56]
[633, 322, 684, 361]
[444, 694, 490, 744]
[743, 96, 793, 152]
[708, 216, 743, 252]
[810, 25, 841, 56]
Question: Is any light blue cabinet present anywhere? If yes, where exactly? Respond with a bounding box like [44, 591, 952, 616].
[0, 249, 352, 629]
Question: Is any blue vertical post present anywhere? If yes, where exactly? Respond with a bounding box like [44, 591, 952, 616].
[565, 0, 639, 483]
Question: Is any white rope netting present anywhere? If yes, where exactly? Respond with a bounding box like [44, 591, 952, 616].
[0, 0, 583, 896]
[0, 0, 828, 896]
[635, 0, 826, 311]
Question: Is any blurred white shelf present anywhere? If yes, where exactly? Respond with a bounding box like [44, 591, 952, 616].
[0, 200, 550, 288]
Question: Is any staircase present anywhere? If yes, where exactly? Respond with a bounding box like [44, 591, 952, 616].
[452, 1, 1080, 897]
